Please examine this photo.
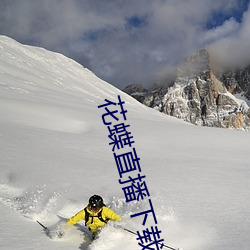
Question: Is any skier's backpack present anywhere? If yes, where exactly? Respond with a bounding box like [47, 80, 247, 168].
[84, 206, 109, 226]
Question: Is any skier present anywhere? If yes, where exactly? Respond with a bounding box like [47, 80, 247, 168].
[66, 194, 122, 239]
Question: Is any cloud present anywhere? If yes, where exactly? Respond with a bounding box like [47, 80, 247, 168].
[0, 0, 249, 88]
[209, 4, 250, 69]
[200, 18, 240, 45]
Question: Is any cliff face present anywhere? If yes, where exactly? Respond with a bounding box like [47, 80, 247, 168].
[123, 49, 250, 130]
[218, 66, 250, 99]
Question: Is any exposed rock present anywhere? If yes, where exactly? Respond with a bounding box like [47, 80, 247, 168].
[123, 49, 250, 130]
[217, 66, 250, 99]
[123, 84, 147, 103]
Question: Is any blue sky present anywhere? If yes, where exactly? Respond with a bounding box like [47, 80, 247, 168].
[205, 0, 249, 28]
[0, 0, 249, 89]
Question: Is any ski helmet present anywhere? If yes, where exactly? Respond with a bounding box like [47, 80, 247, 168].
[89, 195, 104, 211]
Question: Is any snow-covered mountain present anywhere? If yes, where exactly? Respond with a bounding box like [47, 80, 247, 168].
[124, 49, 250, 130]
[0, 36, 250, 250]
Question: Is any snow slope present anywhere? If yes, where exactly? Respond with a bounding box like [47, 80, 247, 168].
[0, 35, 250, 250]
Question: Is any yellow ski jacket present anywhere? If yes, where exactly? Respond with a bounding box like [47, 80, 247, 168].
[67, 206, 121, 233]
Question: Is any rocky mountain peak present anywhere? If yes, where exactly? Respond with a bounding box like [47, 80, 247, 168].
[123, 49, 250, 130]
[177, 49, 210, 78]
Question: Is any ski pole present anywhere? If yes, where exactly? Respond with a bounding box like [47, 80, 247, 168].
[36, 220, 50, 235]
[37, 220, 48, 230]
[122, 226, 181, 250]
